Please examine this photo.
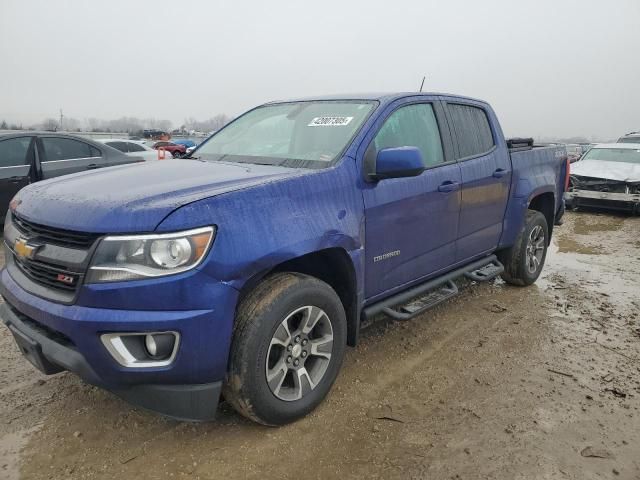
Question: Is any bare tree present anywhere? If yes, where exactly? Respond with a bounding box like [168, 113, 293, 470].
[62, 117, 81, 131]
[42, 118, 59, 131]
[183, 114, 231, 133]
[210, 114, 230, 131]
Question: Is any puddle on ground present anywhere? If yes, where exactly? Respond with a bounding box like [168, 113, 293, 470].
[572, 212, 626, 235]
[546, 217, 639, 308]
[556, 237, 602, 255]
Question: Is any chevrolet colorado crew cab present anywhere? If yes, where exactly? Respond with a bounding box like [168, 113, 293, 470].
[0, 93, 568, 425]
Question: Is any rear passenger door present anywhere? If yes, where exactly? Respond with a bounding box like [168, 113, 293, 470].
[444, 102, 511, 261]
[37, 136, 104, 179]
[0, 136, 35, 219]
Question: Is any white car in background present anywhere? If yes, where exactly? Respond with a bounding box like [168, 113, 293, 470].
[96, 138, 163, 161]
[565, 143, 640, 214]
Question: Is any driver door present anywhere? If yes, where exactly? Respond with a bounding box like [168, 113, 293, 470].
[362, 100, 462, 299]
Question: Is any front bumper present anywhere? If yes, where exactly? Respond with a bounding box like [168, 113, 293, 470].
[565, 190, 640, 213]
[0, 267, 239, 421]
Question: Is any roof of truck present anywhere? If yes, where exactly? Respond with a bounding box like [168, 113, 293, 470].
[266, 92, 487, 105]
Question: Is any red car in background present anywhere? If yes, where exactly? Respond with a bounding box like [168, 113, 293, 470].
[152, 141, 186, 158]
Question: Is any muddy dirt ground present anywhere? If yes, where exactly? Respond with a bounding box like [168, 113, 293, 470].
[1, 211, 639, 480]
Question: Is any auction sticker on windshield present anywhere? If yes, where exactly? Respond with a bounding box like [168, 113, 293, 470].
[308, 116, 354, 127]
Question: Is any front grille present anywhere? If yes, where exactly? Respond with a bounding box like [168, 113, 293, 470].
[12, 213, 99, 249]
[13, 256, 80, 293]
[572, 198, 636, 212]
[570, 176, 635, 194]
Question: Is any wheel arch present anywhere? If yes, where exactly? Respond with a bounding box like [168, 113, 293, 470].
[528, 191, 555, 242]
[237, 247, 360, 347]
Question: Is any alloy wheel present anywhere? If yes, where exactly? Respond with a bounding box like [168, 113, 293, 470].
[265, 305, 334, 401]
[525, 225, 545, 274]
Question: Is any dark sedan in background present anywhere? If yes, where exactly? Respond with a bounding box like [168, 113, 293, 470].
[0, 132, 141, 220]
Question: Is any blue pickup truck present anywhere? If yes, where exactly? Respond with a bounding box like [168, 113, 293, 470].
[1, 93, 568, 425]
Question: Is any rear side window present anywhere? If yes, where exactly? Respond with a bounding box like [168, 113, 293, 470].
[0, 137, 32, 167]
[127, 142, 145, 152]
[106, 141, 128, 153]
[373, 103, 444, 167]
[448, 104, 495, 159]
[41, 137, 94, 161]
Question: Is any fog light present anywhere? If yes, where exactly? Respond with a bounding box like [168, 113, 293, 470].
[144, 333, 175, 360]
[101, 331, 180, 368]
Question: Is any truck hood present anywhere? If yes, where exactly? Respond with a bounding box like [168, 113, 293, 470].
[572, 159, 640, 183]
[13, 159, 303, 233]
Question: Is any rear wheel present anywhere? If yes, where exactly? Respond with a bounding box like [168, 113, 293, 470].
[223, 273, 346, 425]
[498, 210, 549, 286]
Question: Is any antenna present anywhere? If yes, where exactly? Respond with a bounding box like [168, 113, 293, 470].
[419, 76, 426, 92]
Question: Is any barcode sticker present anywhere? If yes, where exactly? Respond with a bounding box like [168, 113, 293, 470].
[307, 116, 354, 127]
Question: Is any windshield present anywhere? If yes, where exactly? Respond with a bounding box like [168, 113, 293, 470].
[193, 101, 376, 169]
[582, 147, 640, 164]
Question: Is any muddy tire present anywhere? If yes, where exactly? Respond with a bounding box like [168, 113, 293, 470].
[223, 273, 346, 426]
[498, 210, 549, 286]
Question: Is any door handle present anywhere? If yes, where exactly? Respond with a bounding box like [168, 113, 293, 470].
[85, 164, 100, 170]
[493, 168, 507, 178]
[8, 176, 25, 184]
[438, 181, 460, 193]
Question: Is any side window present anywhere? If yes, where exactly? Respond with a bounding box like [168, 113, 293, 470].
[447, 104, 495, 159]
[90, 145, 102, 157]
[41, 137, 93, 162]
[105, 141, 128, 153]
[126, 142, 145, 152]
[373, 104, 444, 167]
[0, 137, 32, 167]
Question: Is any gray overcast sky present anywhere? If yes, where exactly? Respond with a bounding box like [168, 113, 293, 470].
[1, 0, 639, 139]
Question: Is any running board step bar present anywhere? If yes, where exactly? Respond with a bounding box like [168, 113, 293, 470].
[382, 280, 459, 321]
[464, 260, 504, 282]
[363, 255, 504, 322]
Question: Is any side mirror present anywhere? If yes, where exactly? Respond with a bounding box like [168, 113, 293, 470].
[371, 147, 426, 181]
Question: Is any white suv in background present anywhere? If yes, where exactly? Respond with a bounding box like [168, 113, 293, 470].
[96, 138, 162, 161]
[618, 132, 640, 144]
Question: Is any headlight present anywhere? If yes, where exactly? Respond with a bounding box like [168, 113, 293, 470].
[86, 226, 215, 283]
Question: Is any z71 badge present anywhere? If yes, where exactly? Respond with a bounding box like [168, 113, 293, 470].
[56, 273, 75, 285]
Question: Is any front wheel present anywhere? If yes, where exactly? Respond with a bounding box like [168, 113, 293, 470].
[223, 273, 346, 425]
[498, 210, 549, 286]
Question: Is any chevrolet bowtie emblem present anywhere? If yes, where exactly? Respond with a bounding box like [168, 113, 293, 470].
[14, 238, 39, 260]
